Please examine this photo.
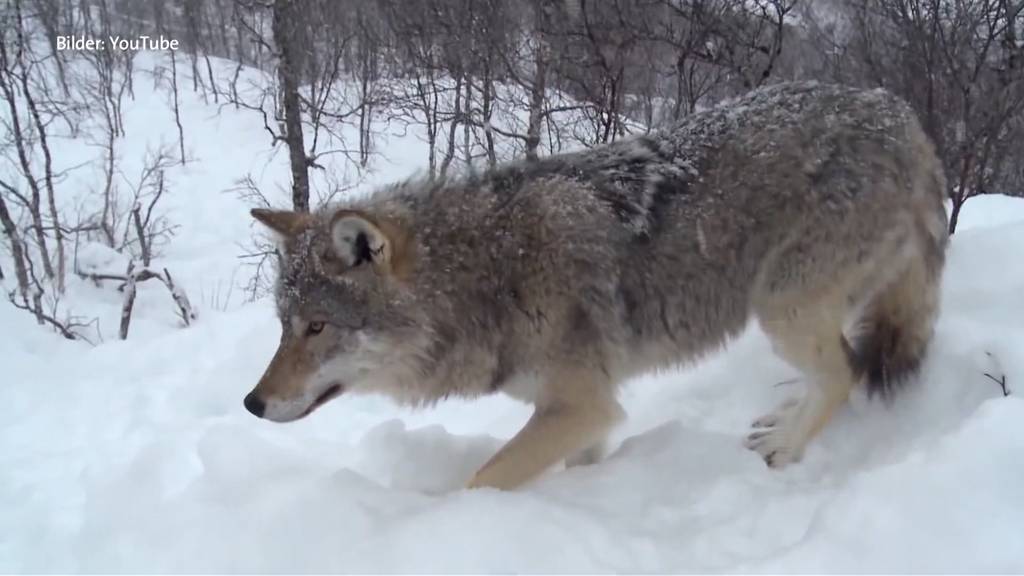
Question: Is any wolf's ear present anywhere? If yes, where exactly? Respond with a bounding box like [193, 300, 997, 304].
[330, 210, 394, 271]
[251, 208, 312, 237]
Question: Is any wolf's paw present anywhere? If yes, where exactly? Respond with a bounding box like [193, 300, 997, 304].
[744, 397, 807, 468]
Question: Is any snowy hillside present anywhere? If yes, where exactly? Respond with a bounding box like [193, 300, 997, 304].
[2, 54, 1024, 573]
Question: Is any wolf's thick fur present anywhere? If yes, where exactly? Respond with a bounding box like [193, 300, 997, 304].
[246, 82, 948, 489]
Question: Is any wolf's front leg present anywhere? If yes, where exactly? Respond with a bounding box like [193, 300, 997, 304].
[468, 371, 623, 490]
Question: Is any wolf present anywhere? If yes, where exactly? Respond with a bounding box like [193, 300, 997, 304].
[244, 82, 948, 490]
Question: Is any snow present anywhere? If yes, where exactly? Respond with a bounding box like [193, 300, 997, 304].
[2, 53, 1024, 572]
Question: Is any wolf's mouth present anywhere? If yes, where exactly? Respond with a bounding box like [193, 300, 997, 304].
[302, 383, 343, 417]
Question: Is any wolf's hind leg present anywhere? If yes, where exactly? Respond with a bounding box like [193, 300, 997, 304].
[747, 297, 858, 467]
[468, 369, 623, 490]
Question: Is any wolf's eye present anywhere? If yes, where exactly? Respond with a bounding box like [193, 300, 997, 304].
[306, 321, 325, 336]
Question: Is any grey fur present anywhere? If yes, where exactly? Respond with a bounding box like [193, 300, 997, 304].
[248, 82, 948, 487]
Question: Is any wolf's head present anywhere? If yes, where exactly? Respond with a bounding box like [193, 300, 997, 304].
[244, 207, 423, 422]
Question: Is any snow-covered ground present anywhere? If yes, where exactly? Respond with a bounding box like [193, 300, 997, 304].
[2, 54, 1023, 573]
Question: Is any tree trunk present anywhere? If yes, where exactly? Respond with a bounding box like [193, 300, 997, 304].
[948, 197, 964, 235]
[525, 1, 549, 162]
[463, 79, 472, 169]
[0, 194, 31, 300]
[16, 34, 66, 292]
[0, 44, 55, 282]
[481, 69, 497, 170]
[119, 262, 137, 340]
[273, 0, 311, 212]
[439, 75, 464, 179]
[170, 51, 187, 165]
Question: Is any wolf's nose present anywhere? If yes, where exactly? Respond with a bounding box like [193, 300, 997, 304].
[243, 392, 266, 418]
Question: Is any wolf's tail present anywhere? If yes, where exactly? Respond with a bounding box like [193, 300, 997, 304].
[850, 216, 947, 397]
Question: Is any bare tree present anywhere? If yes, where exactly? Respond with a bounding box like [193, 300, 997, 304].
[813, 0, 1024, 232]
[0, 12, 57, 285]
[169, 51, 187, 165]
[0, 188, 31, 301]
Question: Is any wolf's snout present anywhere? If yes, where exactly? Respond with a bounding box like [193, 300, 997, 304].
[243, 392, 266, 418]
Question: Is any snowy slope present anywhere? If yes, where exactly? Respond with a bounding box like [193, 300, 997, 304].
[2, 54, 1023, 573]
